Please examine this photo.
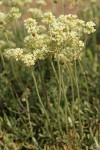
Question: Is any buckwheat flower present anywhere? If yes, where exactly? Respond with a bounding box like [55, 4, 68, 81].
[28, 26, 37, 35]
[68, 31, 78, 39]
[4, 13, 96, 67]
[49, 21, 66, 45]
[51, 32, 66, 46]
[24, 35, 34, 48]
[78, 40, 84, 50]
[28, 8, 43, 20]
[76, 19, 85, 32]
[4, 48, 24, 61]
[58, 15, 68, 24]
[67, 14, 77, 20]
[24, 18, 37, 28]
[24, 34, 46, 49]
[9, 7, 21, 19]
[67, 18, 78, 30]
[21, 53, 36, 66]
[84, 21, 96, 34]
[37, 25, 46, 34]
[24, 18, 37, 29]
[42, 12, 55, 24]
[24, 18, 37, 34]
[76, 19, 85, 27]
[34, 46, 48, 60]
[34, 34, 46, 48]
[55, 53, 67, 64]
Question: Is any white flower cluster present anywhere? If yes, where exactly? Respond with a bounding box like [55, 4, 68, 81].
[24, 18, 37, 35]
[84, 21, 96, 34]
[9, 7, 21, 19]
[42, 12, 56, 24]
[0, 7, 21, 31]
[4, 47, 47, 67]
[4, 12, 96, 67]
[4, 48, 36, 67]
[4, 48, 24, 61]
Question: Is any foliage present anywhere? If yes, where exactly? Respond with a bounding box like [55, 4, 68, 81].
[0, 0, 100, 149]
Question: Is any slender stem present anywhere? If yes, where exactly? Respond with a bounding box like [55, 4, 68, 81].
[31, 70, 49, 122]
[67, 65, 75, 113]
[67, 65, 75, 128]
[26, 99, 39, 147]
[78, 59, 89, 101]
[26, 100, 32, 132]
[50, 59, 58, 82]
[11, 83, 24, 109]
[61, 70, 75, 130]
[74, 60, 83, 139]
[37, 61, 50, 112]
[4, 32, 10, 48]
[61, 72, 68, 132]
[57, 53, 63, 134]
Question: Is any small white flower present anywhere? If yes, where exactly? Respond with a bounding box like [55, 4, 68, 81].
[42, 12, 55, 24]
[84, 21, 96, 34]
[9, 7, 21, 19]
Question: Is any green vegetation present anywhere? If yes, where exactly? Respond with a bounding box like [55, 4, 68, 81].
[0, 0, 100, 149]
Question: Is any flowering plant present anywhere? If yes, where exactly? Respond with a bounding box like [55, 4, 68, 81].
[5, 12, 96, 67]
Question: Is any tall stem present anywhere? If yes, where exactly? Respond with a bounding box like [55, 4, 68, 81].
[62, 69, 75, 130]
[31, 71, 49, 122]
[50, 59, 58, 82]
[57, 53, 63, 134]
[78, 60, 89, 101]
[25, 99, 39, 147]
[74, 60, 83, 139]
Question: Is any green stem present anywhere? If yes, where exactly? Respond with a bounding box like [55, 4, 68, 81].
[57, 53, 63, 134]
[31, 70, 49, 122]
[67, 65, 75, 128]
[61, 72, 68, 132]
[26, 99, 39, 147]
[78, 59, 89, 101]
[74, 60, 83, 139]
[50, 58, 58, 82]
[26, 100, 32, 132]
[4, 32, 10, 48]
[61, 70, 75, 130]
